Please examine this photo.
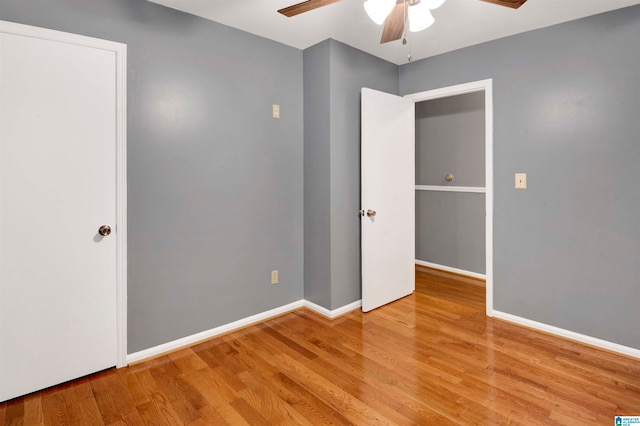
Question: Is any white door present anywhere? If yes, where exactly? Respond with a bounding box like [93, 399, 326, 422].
[0, 24, 122, 402]
[361, 88, 415, 312]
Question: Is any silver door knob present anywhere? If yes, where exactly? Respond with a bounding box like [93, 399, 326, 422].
[366, 209, 376, 217]
[98, 225, 112, 236]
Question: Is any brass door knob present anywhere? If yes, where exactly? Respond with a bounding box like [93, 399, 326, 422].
[98, 225, 112, 236]
[445, 173, 454, 182]
[366, 209, 376, 217]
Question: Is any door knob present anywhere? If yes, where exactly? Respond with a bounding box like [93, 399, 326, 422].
[366, 209, 376, 217]
[98, 225, 112, 236]
[445, 173, 454, 182]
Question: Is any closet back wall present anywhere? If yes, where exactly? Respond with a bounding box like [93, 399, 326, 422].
[415, 93, 486, 275]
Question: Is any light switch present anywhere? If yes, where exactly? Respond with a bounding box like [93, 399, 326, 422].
[272, 104, 280, 119]
[515, 173, 527, 189]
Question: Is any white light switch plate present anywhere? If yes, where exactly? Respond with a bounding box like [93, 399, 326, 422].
[515, 173, 527, 189]
[272, 104, 280, 119]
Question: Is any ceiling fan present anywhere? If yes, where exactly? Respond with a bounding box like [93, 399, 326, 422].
[278, 0, 528, 44]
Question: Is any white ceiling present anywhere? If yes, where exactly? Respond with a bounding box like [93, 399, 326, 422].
[147, 0, 640, 65]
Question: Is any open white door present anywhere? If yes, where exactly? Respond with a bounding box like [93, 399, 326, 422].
[361, 88, 415, 312]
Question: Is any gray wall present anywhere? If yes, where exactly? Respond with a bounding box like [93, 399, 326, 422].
[1, 0, 304, 353]
[304, 39, 398, 309]
[401, 5, 640, 349]
[415, 93, 486, 274]
[303, 40, 332, 308]
[415, 93, 485, 187]
[416, 192, 485, 273]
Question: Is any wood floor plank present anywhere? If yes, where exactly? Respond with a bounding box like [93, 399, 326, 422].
[147, 356, 181, 379]
[147, 390, 186, 425]
[166, 349, 208, 374]
[76, 396, 103, 426]
[101, 372, 138, 419]
[60, 384, 83, 425]
[88, 375, 122, 425]
[150, 374, 202, 424]
[135, 399, 170, 426]
[172, 375, 208, 412]
[183, 370, 229, 409]
[228, 398, 270, 426]
[3, 398, 23, 426]
[41, 392, 66, 426]
[2, 266, 640, 425]
[118, 370, 151, 407]
[22, 395, 44, 426]
[195, 405, 230, 425]
[201, 401, 250, 426]
[236, 375, 314, 426]
[257, 324, 319, 360]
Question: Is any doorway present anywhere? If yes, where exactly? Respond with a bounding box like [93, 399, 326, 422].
[406, 80, 494, 315]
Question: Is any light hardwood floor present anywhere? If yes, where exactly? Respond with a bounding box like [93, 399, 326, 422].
[2, 266, 639, 425]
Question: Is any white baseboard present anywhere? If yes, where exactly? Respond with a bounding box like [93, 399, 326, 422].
[126, 298, 362, 365]
[493, 310, 640, 360]
[304, 299, 362, 319]
[127, 300, 304, 364]
[415, 259, 486, 280]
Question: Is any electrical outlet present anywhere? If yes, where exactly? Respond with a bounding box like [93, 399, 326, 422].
[271, 270, 279, 285]
[272, 104, 280, 119]
[515, 173, 527, 190]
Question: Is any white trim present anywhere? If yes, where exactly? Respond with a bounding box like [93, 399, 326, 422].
[485, 81, 494, 317]
[1, 20, 129, 368]
[115, 44, 128, 369]
[127, 300, 305, 364]
[406, 79, 494, 317]
[405, 79, 492, 102]
[0, 20, 124, 52]
[415, 185, 486, 194]
[127, 298, 361, 364]
[304, 300, 362, 318]
[415, 260, 486, 280]
[493, 311, 640, 360]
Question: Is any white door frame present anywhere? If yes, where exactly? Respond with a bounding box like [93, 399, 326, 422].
[0, 20, 128, 365]
[405, 79, 494, 317]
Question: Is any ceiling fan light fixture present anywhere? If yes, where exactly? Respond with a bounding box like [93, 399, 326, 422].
[409, 2, 435, 32]
[364, 0, 396, 25]
[423, 0, 447, 9]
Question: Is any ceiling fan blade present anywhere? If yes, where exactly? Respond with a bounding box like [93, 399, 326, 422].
[380, 2, 405, 44]
[479, 0, 527, 9]
[278, 0, 341, 17]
